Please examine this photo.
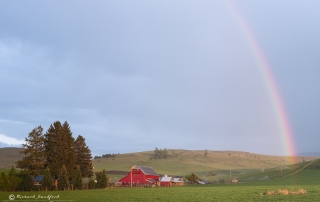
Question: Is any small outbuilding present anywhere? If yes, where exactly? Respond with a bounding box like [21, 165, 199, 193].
[231, 179, 238, 183]
[172, 178, 184, 186]
[160, 176, 173, 187]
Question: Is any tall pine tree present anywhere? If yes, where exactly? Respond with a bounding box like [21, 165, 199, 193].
[44, 121, 76, 183]
[62, 121, 76, 178]
[16, 126, 45, 183]
[44, 121, 63, 182]
[75, 135, 93, 178]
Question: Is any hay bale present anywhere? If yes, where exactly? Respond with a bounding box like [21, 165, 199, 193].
[297, 189, 307, 194]
[266, 191, 275, 195]
[277, 189, 289, 195]
[263, 188, 307, 196]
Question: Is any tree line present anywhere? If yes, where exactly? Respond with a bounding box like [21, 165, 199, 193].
[94, 153, 118, 159]
[0, 121, 108, 191]
[154, 148, 210, 159]
[154, 147, 169, 159]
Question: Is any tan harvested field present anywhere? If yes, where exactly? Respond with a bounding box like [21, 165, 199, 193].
[0, 147, 24, 168]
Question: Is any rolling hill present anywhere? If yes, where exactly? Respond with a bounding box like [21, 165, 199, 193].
[1, 147, 317, 183]
[0, 147, 24, 169]
[92, 149, 316, 182]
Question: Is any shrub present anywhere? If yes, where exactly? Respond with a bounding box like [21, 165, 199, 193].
[58, 165, 70, 190]
[0, 172, 11, 191]
[20, 173, 34, 191]
[88, 178, 95, 189]
[41, 168, 53, 191]
[73, 165, 83, 190]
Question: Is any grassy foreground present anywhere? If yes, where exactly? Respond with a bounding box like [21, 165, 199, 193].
[0, 185, 319, 202]
[0, 169, 319, 202]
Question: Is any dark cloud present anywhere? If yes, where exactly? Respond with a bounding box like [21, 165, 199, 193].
[1, 1, 320, 155]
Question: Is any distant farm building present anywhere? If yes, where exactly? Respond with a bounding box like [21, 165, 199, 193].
[160, 175, 173, 186]
[118, 165, 159, 187]
[231, 179, 238, 183]
[173, 178, 184, 186]
[159, 176, 185, 186]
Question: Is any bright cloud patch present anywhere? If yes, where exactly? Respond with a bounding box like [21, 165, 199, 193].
[0, 134, 25, 145]
[0, 119, 26, 124]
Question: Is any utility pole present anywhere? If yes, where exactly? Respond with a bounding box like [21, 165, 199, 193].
[131, 166, 133, 188]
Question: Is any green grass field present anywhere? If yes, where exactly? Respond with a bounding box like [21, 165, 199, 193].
[0, 183, 318, 201]
[0, 168, 9, 174]
[1, 165, 319, 201]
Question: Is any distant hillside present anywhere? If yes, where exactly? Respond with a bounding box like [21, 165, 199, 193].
[297, 152, 320, 157]
[0, 148, 316, 183]
[93, 149, 314, 182]
[0, 147, 24, 168]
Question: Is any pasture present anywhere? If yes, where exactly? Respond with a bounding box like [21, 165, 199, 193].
[1, 148, 318, 201]
[94, 149, 315, 182]
[1, 168, 319, 201]
[0, 184, 319, 201]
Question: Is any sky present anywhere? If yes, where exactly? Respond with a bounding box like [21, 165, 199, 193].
[0, 1, 319, 156]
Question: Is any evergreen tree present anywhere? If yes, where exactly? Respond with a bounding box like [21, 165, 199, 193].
[154, 147, 169, 159]
[0, 172, 10, 191]
[20, 173, 34, 191]
[159, 149, 163, 159]
[44, 121, 62, 185]
[163, 148, 168, 158]
[73, 165, 82, 190]
[154, 147, 159, 159]
[185, 173, 201, 184]
[88, 178, 95, 189]
[41, 167, 53, 191]
[204, 149, 209, 157]
[75, 135, 93, 178]
[16, 126, 45, 183]
[44, 121, 61, 189]
[58, 164, 70, 191]
[97, 169, 108, 189]
[44, 121, 76, 182]
[8, 166, 20, 191]
[62, 121, 76, 179]
[95, 172, 101, 188]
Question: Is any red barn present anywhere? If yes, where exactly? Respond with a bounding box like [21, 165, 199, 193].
[118, 165, 159, 186]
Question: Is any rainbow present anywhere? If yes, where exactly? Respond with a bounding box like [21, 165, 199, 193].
[224, 1, 296, 158]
